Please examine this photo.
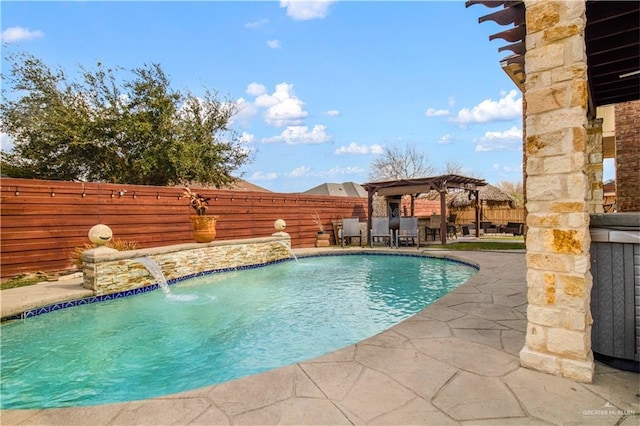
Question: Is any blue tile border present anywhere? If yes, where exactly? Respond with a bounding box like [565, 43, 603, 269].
[2, 254, 476, 322]
[2, 258, 292, 321]
[295, 250, 480, 270]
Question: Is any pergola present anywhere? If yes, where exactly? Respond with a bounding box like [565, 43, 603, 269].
[362, 174, 488, 245]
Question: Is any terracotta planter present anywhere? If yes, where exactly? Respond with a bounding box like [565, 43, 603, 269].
[316, 232, 330, 247]
[191, 216, 219, 243]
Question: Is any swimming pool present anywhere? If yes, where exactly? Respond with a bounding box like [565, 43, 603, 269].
[0, 253, 477, 409]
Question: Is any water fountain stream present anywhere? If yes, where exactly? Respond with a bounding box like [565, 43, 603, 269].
[275, 241, 298, 262]
[132, 257, 171, 295]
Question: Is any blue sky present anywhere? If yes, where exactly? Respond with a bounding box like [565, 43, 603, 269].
[1, 0, 591, 193]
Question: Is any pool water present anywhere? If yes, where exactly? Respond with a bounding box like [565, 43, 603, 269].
[0, 254, 476, 409]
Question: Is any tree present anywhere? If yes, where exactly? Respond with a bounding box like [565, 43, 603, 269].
[496, 180, 524, 207]
[441, 161, 481, 178]
[368, 144, 435, 217]
[0, 52, 251, 186]
[368, 144, 435, 181]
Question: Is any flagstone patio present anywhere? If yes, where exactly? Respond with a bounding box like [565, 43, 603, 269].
[1, 248, 638, 425]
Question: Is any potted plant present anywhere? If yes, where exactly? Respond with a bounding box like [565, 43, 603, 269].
[183, 187, 218, 243]
[312, 211, 330, 247]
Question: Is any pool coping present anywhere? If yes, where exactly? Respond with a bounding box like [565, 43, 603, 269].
[2, 247, 638, 425]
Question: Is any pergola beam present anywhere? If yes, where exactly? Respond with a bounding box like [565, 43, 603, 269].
[376, 184, 437, 197]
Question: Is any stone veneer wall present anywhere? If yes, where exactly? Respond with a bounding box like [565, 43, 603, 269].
[520, 0, 595, 382]
[82, 235, 292, 296]
[615, 100, 640, 212]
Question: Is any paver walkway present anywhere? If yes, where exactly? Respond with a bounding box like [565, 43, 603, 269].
[1, 249, 638, 425]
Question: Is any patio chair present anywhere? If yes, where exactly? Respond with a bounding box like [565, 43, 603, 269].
[370, 217, 393, 247]
[447, 214, 458, 239]
[481, 221, 498, 234]
[501, 222, 524, 236]
[396, 217, 420, 249]
[426, 215, 441, 241]
[340, 217, 363, 247]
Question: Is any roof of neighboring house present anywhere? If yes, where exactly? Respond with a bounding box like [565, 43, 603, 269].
[303, 182, 367, 197]
[220, 179, 272, 192]
[188, 179, 272, 193]
[603, 179, 616, 194]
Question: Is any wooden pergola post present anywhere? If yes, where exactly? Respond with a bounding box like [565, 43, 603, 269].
[439, 190, 447, 245]
[366, 188, 374, 247]
[474, 190, 480, 238]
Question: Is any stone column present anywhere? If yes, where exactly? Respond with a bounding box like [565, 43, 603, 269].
[520, 0, 594, 382]
[586, 118, 604, 214]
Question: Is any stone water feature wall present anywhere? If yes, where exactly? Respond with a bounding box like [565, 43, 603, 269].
[82, 235, 292, 296]
[521, 0, 595, 382]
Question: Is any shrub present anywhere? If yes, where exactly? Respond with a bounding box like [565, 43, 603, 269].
[69, 239, 142, 267]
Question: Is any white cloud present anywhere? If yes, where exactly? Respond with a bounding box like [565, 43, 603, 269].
[262, 124, 332, 144]
[492, 163, 522, 173]
[254, 82, 294, 107]
[1, 132, 14, 151]
[254, 83, 308, 126]
[228, 97, 258, 127]
[245, 18, 269, 29]
[324, 110, 340, 117]
[1, 26, 44, 43]
[266, 39, 281, 49]
[240, 82, 314, 128]
[264, 98, 307, 126]
[437, 134, 453, 145]
[456, 90, 522, 124]
[447, 96, 456, 107]
[250, 171, 278, 181]
[370, 144, 384, 154]
[246, 82, 267, 96]
[334, 142, 383, 155]
[280, 0, 336, 21]
[425, 108, 450, 117]
[325, 165, 365, 176]
[474, 125, 522, 152]
[289, 166, 311, 178]
[239, 132, 255, 144]
[286, 165, 364, 179]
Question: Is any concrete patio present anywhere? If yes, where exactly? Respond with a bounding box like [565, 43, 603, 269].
[1, 248, 638, 425]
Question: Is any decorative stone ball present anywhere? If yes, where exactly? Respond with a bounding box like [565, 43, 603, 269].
[88, 224, 113, 246]
[274, 219, 286, 232]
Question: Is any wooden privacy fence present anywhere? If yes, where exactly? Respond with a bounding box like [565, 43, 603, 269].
[452, 206, 525, 225]
[0, 178, 368, 279]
